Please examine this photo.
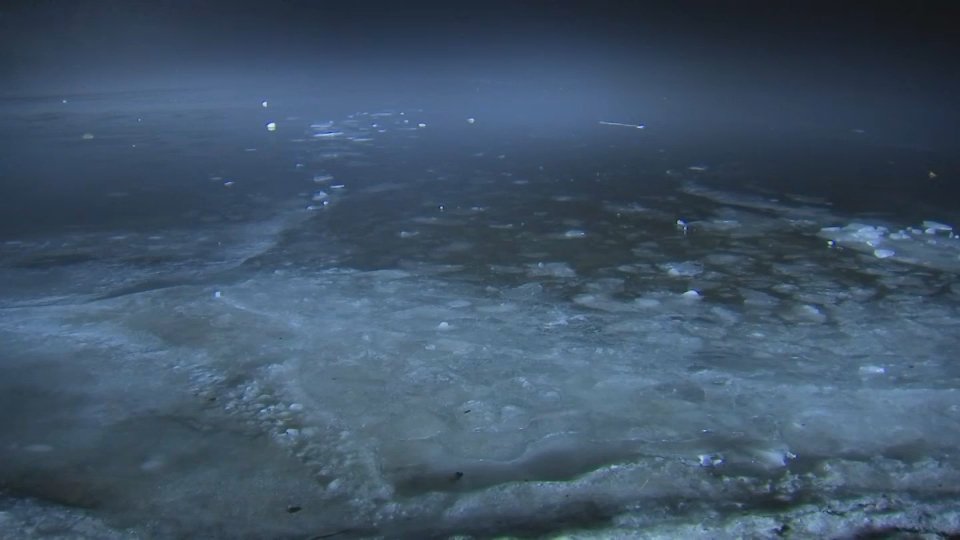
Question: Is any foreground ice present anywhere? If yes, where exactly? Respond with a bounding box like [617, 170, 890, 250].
[3, 214, 959, 538]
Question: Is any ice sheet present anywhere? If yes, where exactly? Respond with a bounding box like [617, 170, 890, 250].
[1, 101, 959, 539]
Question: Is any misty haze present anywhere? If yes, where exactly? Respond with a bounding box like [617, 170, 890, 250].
[1, 1, 959, 539]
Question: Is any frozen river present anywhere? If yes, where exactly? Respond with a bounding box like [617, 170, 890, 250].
[1, 87, 959, 539]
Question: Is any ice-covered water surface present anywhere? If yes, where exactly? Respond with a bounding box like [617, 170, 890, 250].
[1, 98, 959, 539]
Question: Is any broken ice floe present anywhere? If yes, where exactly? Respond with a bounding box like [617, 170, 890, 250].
[659, 261, 703, 277]
[923, 220, 954, 234]
[818, 221, 960, 272]
[682, 182, 832, 220]
[528, 262, 577, 278]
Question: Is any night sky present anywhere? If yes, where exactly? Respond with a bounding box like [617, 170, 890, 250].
[1, 1, 957, 97]
[1, 1, 958, 156]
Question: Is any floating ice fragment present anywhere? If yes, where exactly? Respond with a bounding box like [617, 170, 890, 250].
[261, 100, 268, 107]
[820, 223, 892, 248]
[529, 262, 577, 278]
[752, 449, 794, 467]
[417, 123, 426, 128]
[266, 122, 277, 131]
[681, 290, 701, 299]
[923, 220, 953, 233]
[850, 224, 888, 242]
[634, 297, 661, 308]
[698, 453, 723, 467]
[213, 290, 221, 298]
[860, 365, 886, 374]
[312, 191, 328, 202]
[793, 304, 827, 323]
[467, 118, 475, 124]
[564, 229, 586, 238]
[688, 166, 709, 171]
[676, 219, 688, 234]
[437, 321, 451, 330]
[660, 261, 703, 277]
[873, 249, 895, 259]
[289, 403, 304, 411]
[313, 174, 334, 183]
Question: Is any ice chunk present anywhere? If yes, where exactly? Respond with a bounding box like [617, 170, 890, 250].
[528, 262, 576, 278]
[788, 304, 827, 324]
[633, 297, 662, 308]
[502, 282, 544, 299]
[873, 249, 895, 259]
[751, 448, 795, 467]
[698, 453, 724, 467]
[820, 219, 960, 272]
[847, 224, 887, 244]
[659, 261, 703, 277]
[923, 220, 952, 232]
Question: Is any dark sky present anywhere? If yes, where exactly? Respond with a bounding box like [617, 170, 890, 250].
[0, 0, 957, 102]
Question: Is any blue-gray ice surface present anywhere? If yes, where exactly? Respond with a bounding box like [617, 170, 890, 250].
[1, 101, 959, 539]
